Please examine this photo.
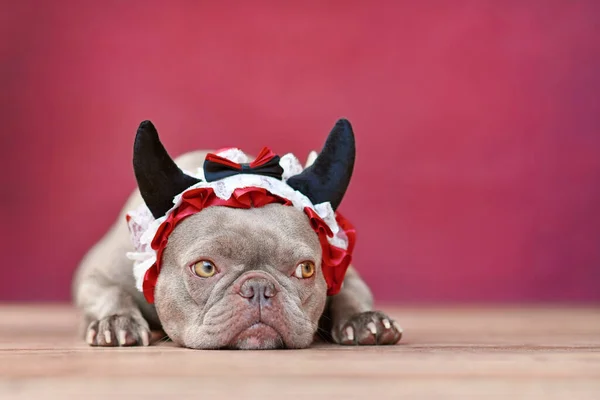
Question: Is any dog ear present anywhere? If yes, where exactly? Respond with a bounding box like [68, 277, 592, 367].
[287, 119, 355, 210]
[133, 120, 201, 218]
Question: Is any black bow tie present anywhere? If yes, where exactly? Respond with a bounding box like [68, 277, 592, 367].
[203, 147, 284, 182]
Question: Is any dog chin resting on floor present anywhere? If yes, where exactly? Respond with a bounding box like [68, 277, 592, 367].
[72, 118, 402, 350]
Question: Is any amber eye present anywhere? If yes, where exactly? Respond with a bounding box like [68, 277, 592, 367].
[294, 261, 315, 279]
[192, 260, 217, 278]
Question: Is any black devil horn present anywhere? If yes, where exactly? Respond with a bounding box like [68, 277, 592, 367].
[133, 120, 201, 218]
[287, 118, 355, 210]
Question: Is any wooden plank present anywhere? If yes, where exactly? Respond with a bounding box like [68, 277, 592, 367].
[0, 305, 598, 399]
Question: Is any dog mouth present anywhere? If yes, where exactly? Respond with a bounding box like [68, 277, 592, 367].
[231, 322, 284, 350]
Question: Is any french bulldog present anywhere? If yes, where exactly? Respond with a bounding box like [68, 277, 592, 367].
[72, 119, 402, 349]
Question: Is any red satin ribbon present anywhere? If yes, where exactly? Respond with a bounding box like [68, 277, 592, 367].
[205, 147, 277, 170]
[141, 186, 355, 303]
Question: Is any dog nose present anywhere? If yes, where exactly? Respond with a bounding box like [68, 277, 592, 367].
[238, 277, 277, 305]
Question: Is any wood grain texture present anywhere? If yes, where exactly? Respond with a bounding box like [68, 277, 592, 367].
[0, 305, 598, 399]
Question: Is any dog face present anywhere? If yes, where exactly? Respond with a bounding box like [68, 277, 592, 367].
[154, 204, 326, 349]
[132, 119, 355, 349]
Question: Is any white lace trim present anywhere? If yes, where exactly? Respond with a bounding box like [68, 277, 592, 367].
[126, 149, 347, 292]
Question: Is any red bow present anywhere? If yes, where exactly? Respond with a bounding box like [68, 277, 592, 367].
[203, 147, 284, 182]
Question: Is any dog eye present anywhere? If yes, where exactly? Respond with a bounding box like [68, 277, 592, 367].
[192, 260, 217, 278]
[294, 261, 315, 279]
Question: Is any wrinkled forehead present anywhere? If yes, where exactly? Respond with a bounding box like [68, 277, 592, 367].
[166, 203, 321, 266]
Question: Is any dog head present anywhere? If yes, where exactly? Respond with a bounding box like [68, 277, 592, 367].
[132, 120, 355, 349]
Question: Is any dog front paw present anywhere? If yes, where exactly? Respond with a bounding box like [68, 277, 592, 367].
[333, 311, 402, 346]
[86, 315, 150, 347]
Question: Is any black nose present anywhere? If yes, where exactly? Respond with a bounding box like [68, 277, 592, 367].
[238, 278, 277, 305]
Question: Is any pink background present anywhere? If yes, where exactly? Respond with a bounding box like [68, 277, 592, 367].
[2, 1, 599, 302]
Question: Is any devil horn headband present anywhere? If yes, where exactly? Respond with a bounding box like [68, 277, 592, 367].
[128, 120, 356, 303]
[133, 119, 355, 218]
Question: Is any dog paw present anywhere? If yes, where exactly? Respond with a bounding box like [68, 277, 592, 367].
[85, 315, 150, 347]
[333, 311, 403, 346]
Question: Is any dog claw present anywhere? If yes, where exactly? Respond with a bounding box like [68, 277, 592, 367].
[345, 326, 354, 341]
[392, 321, 403, 334]
[367, 322, 377, 335]
[140, 329, 150, 346]
[118, 330, 127, 346]
[86, 329, 96, 345]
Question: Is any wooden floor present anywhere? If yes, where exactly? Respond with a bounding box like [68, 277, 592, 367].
[0, 305, 598, 399]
